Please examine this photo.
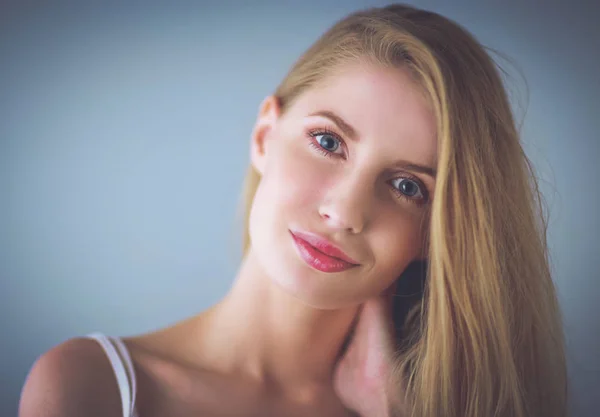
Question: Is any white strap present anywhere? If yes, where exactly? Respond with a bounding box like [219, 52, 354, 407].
[87, 333, 132, 417]
[111, 337, 137, 417]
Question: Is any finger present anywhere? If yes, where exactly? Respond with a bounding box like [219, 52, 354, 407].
[382, 280, 398, 297]
[358, 302, 396, 381]
[361, 298, 395, 350]
[381, 281, 398, 312]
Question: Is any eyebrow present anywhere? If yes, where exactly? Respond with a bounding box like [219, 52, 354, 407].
[393, 161, 437, 179]
[309, 109, 437, 179]
[309, 110, 359, 141]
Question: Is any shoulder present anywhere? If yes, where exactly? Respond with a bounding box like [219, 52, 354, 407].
[19, 337, 123, 417]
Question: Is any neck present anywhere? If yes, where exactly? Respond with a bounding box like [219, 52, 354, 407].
[199, 250, 360, 394]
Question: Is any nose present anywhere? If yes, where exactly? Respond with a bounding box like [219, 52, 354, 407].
[318, 177, 371, 234]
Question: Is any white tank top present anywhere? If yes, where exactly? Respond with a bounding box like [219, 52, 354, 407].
[86, 333, 139, 417]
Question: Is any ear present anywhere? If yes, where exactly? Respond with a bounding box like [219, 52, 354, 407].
[250, 95, 281, 175]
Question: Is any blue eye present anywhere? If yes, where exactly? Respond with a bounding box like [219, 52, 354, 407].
[391, 178, 424, 199]
[316, 134, 341, 152]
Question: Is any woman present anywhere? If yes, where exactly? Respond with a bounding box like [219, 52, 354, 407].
[19, 4, 568, 417]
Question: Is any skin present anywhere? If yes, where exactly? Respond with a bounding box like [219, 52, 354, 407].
[19, 61, 437, 417]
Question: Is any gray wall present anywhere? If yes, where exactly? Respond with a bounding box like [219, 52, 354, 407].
[1, 1, 598, 416]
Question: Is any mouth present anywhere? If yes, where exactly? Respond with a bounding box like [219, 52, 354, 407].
[289, 230, 360, 273]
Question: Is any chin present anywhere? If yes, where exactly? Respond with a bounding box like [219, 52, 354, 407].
[268, 263, 361, 310]
[252, 227, 360, 309]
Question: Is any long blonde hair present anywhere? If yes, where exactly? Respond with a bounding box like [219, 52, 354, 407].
[241, 4, 568, 417]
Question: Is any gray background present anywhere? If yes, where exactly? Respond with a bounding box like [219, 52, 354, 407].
[1, 1, 598, 416]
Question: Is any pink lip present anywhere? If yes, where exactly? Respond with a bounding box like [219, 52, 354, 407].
[289, 230, 360, 273]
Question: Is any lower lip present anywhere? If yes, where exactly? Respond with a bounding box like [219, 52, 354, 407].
[290, 232, 358, 273]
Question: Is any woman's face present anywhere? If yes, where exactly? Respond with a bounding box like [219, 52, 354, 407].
[249, 62, 437, 309]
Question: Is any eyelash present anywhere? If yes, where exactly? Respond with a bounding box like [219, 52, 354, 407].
[306, 127, 343, 159]
[305, 127, 429, 206]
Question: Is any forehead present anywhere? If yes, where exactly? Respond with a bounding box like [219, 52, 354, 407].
[286, 62, 437, 166]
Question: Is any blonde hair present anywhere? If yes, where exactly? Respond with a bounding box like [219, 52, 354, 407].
[242, 4, 568, 417]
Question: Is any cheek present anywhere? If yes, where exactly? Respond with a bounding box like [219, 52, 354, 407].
[370, 209, 426, 276]
[264, 143, 329, 212]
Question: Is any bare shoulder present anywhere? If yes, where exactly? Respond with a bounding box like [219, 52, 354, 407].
[19, 337, 122, 417]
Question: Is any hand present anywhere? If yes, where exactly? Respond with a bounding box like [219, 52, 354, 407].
[333, 286, 403, 417]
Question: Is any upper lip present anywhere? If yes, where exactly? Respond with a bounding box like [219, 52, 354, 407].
[290, 230, 360, 265]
